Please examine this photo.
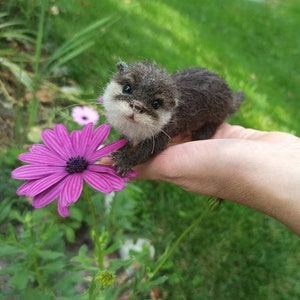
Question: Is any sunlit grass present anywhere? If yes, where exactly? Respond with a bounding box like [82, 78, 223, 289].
[1, 0, 300, 299]
[51, 0, 299, 134]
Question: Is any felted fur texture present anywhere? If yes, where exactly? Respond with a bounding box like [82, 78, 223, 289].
[103, 61, 244, 175]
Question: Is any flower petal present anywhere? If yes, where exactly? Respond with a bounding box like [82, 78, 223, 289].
[41, 128, 69, 160]
[54, 124, 75, 157]
[28, 144, 65, 162]
[104, 173, 126, 190]
[88, 164, 136, 183]
[88, 139, 127, 162]
[29, 144, 48, 153]
[18, 152, 65, 166]
[11, 165, 65, 180]
[59, 174, 83, 206]
[83, 171, 125, 193]
[70, 130, 81, 156]
[70, 123, 93, 157]
[32, 180, 64, 208]
[125, 169, 137, 179]
[85, 124, 110, 157]
[83, 171, 114, 193]
[58, 205, 70, 218]
[16, 180, 34, 195]
[88, 164, 121, 175]
[25, 171, 68, 197]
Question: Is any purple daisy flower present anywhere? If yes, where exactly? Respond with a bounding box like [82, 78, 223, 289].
[11, 123, 133, 217]
[71, 106, 99, 126]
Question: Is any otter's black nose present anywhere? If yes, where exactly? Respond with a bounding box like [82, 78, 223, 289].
[129, 101, 144, 113]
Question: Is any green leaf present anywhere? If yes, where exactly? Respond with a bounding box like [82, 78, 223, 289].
[0, 12, 8, 18]
[49, 41, 94, 71]
[36, 249, 64, 260]
[145, 274, 168, 288]
[15, 287, 56, 300]
[103, 242, 121, 256]
[11, 268, 33, 290]
[40, 260, 65, 273]
[43, 16, 113, 73]
[0, 197, 15, 223]
[0, 56, 33, 89]
[69, 206, 84, 223]
[71, 245, 97, 271]
[0, 21, 23, 29]
[64, 226, 75, 243]
[0, 244, 25, 257]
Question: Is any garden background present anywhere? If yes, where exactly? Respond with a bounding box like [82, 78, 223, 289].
[1, 0, 300, 299]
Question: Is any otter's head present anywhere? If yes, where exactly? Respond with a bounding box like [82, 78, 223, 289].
[103, 61, 179, 142]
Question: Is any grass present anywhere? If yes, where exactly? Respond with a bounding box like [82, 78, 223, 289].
[1, 0, 300, 299]
[49, 0, 300, 133]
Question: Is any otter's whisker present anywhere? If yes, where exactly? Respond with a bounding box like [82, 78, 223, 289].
[161, 129, 171, 140]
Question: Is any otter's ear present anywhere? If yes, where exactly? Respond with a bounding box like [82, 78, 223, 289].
[117, 61, 128, 73]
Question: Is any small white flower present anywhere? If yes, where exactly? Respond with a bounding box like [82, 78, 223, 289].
[119, 238, 155, 260]
[71, 106, 99, 126]
[61, 86, 82, 95]
[104, 192, 115, 213]
[50, 5, 59, 16]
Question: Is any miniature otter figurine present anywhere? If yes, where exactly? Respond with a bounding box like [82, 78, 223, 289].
[103, 61, 244, 176]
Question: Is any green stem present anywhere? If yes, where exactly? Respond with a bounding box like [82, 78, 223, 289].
[28, 0, 47, 126]
[29, 223, 45, 291]
[32, 250, 45, 291]
[83, 183, 104, 270]
[129, 204, 211, 299]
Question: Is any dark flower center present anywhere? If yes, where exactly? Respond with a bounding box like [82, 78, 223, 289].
[66, 156, 88, 174]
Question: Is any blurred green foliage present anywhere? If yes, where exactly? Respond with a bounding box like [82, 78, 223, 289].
[1, 0, 300, 299]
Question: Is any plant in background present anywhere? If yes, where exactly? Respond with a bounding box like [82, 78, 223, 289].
[2, 1, 300, 299]
[0, 12, 35, 130]
[0, 2, 115, 134]
[1, 3, 228, 299]
[11, 123, 132, 217]
[28, 1, 114, 127]
[6, 119, 217, 299]
[0, 12, 35, 59]
[6, 122, 135, 298]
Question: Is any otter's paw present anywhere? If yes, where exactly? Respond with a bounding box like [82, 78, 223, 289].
[111, 151, 133, 177]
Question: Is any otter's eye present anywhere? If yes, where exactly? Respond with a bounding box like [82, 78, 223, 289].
[152, 99, 163, 110]
[122, 84, 132, 94]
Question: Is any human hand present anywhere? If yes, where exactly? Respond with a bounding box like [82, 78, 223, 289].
[135, 123, 300, 235]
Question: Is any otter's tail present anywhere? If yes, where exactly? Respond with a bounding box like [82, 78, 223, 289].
[229, 91, 245, 114]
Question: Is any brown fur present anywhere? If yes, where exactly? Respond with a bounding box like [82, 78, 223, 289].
[102, 61, 244, 176]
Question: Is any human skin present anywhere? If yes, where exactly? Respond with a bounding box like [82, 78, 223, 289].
[134, 123, 300, 236]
